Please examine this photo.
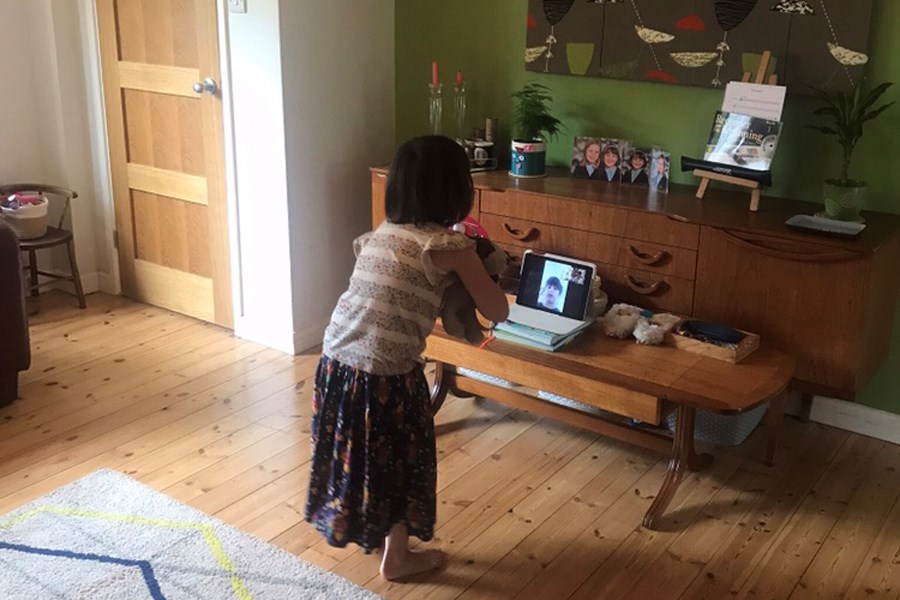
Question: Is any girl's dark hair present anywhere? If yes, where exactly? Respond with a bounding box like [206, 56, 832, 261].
[385, 136, 474, 227]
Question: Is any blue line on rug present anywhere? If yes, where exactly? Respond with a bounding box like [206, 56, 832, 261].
[0, 541, 165, 600]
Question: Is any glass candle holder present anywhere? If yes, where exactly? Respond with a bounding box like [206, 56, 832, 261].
[452, 83, 467, 143]
[428, 83, 443, 135]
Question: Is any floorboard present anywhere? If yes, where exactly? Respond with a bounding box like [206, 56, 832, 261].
[1, 292, 897, 600]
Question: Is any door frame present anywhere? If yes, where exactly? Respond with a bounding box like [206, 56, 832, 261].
[84, 0, 242, 325]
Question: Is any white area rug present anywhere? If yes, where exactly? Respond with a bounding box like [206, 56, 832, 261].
[0, 469, 379, 599]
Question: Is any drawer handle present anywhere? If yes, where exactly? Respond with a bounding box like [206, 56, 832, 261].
[628, 245, 668, 266]
[502, 222, 537, 241]
[626, 274, 666, 295]
[713, 228, 860, 262]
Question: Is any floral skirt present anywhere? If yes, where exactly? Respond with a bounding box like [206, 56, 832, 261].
[304, 355, 436, 552]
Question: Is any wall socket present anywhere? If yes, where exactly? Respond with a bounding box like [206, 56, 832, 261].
[228, 0, 247, 13]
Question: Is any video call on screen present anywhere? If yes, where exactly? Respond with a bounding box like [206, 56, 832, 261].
[518, 254, 590, 320]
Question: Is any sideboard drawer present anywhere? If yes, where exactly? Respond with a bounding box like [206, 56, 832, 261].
[603, 266, 694, 316]
[624, 211, 700, 250]
[480, 213, 619, 266]
[618, 238, 697, 280]
[480, 189, 625, 235]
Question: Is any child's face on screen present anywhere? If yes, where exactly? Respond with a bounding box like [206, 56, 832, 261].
[543, 285, 560, 307]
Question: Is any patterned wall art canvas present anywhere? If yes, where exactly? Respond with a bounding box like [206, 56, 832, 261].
[525, 0, 875, 91]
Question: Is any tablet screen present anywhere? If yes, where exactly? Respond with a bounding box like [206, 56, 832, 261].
[516, 252, 594, 320]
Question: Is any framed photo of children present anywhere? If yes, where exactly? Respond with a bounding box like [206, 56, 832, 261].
[571, 137, 628, 183]
[570, 137, 602, 180]
[622, 147, 651, 186]
[650, 148, 671, 193]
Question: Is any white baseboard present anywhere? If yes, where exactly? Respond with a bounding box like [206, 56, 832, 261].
[37, 270, 100, 294]
[233, 317, 327, 356]
[80, 271, 100, 294]
[809, 396, 900, 445]
[97, 271, 120, 295]
[39, 270, 118, 296]
[292, 320, 328, 355]
[234, 318, 295, 355]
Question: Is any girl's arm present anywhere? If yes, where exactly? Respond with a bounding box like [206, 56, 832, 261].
[431, 248, 509, 323]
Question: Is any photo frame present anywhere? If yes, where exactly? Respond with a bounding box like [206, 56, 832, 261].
[622, 146, 651, 186]
[599, 138, 627, 183]
[571, 137, 604, 180]
[650, 148, 671, 193]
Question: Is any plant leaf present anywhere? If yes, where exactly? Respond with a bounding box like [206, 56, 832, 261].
[806, 125, 839, 135]
[862, 101, 896, 123]
[813, 105, 841, 118]
[808, 85, 838, 110]
[837, 92, 850, 125]
[860, 82, 893, 112]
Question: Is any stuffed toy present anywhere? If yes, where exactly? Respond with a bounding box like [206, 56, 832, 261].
[602, 303, 642, 339]
[602, 303, 681, 345]
[635, 312, 681, 345]
[440, 235, 509, 344]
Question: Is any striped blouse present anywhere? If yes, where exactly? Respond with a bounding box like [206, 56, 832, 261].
[322, 222, 474, 376]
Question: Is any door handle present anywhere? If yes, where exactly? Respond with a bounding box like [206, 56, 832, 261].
[712, 228, 860, 262]
[627, 244, 668, 266]
[502, 222, 537, 241]
[193, 77, 219, 96]
[625, 274, 666, 295]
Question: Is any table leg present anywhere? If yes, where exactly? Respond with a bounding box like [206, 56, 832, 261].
[765, 392, 786, 467]
[430, 361, 450, 416]
[642, 404, 713, 530]
[449, 382, 476, 399]
[798, 393, 813, 423]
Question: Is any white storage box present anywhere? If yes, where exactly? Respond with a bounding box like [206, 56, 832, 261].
[456, 367, 516, 389]
[0, 195, 49, 239]
[666, 403, 768, 446]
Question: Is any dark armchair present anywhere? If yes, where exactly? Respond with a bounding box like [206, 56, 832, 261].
[0, 218, 30, 406]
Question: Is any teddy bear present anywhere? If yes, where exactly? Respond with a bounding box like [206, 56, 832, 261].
[439, 236, 509, 344]
[602, 303, 681, 345]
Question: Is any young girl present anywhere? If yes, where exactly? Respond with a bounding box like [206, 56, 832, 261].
[304, 136, 509, 581]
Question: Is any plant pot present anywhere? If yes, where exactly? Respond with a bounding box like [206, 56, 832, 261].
[823, 178, 867, 221]
[510, 139, 547, 178]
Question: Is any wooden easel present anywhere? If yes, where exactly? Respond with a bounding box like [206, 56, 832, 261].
[694, 50, 779, 212]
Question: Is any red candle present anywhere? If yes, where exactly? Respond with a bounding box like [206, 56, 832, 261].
[456, 70, 463, 86]
[432, 61, 439, 88]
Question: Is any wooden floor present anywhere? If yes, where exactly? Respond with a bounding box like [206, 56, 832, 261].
[2, 292, 899, 600]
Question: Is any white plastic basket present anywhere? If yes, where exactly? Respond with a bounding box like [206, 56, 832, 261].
[456, 367, 516, 389]
[0, 196, 49, 239]
[666, 402, 768, 446]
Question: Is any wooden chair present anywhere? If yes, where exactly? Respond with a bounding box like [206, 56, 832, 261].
[0, 184, 86, 311]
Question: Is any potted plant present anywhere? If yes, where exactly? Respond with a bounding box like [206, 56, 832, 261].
[510, 82, 564, 178]
[808, 80, 895, 221]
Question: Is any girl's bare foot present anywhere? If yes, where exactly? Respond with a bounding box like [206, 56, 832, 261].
[380, 523, 446, 581]
[380, 548, 446, 581]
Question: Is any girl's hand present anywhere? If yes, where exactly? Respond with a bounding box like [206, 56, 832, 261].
[430, 248, 509, 323]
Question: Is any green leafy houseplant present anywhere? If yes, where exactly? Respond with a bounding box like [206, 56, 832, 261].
[509, 83, 564, 178]
[511, 83, 564, 142]
[808, 80, 895, 220]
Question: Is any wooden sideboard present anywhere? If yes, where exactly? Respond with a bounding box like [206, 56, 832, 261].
[370, 167, 900, 401]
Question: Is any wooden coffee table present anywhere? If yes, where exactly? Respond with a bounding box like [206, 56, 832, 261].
[425, 325, 795, 530]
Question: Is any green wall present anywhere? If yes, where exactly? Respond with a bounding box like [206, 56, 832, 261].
[396, 0, 900, 413]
